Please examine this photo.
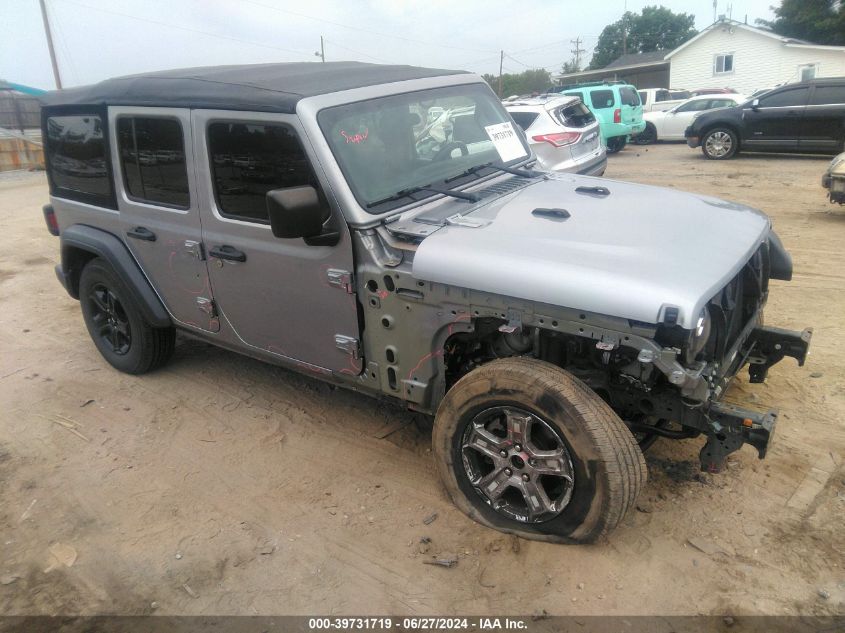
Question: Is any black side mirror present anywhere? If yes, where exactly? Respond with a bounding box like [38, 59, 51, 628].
[266, 186, 333, 243]
[751, 98, 760, 111]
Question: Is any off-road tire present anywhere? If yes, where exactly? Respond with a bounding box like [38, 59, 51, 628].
[433, 357, 647, 543]
[79, 258, 175, 374]
[606, 136, 627, 154]
[701, 127, 739, 160]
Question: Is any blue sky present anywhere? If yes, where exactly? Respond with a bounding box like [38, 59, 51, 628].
[2, 0, 776, 89]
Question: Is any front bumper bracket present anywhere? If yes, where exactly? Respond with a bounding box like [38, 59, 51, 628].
[746, 326, 812, 383]
[699, 401, 778, 473]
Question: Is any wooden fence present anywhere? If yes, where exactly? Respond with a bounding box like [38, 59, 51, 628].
[0, 91, 44, 172]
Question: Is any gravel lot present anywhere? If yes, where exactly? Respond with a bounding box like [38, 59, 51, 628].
[0, 144, 843, 617]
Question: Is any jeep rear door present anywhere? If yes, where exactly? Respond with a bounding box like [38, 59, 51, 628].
[108, 107, 218, 332]
[191, 110, 362, 375]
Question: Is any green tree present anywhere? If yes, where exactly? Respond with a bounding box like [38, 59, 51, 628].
[561, 60, 580, 75]
[757, 0, 845, 46]
[482, 69, 552, 97]
[589, 5, 697, 69]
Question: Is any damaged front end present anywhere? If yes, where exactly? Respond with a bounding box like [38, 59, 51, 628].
[598, 233, 812, 473]
[629, 233, 812, 472]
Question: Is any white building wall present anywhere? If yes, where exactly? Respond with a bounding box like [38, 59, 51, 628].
[669, 26, 845, 95]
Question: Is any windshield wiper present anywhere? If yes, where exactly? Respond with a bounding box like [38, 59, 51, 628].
[366, 184, 480, 208]
[445, 161, 542, 183]
[366, 186, 428, 208]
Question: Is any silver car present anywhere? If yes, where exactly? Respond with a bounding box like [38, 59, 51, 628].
[822, 151, 845, 204]
[505, 95, 606, 175]
[41, 62, 811, 543]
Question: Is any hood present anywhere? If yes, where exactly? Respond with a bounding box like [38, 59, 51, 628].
[410, 174, 771, 329]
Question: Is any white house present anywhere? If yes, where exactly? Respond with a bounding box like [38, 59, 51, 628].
[666, 18, 845, 94]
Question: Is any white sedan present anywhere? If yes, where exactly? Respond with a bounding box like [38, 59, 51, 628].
[636, 94, 746, 144]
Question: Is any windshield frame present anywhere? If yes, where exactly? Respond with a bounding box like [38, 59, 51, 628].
[316, 82, 532, 215]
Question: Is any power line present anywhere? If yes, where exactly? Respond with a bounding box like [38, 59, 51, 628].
[504, 54, 532, 68]
[322, 38, 390, 64]
[48, 2, 80, 84]
[54, 0, 315, 59]
[239, 0, 496, 54]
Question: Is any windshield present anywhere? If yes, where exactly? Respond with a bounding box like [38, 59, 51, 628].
[317, 83, 530, 213]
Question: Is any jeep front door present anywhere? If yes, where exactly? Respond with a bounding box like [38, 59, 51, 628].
[191, 111, 362, 374]
[743, 86, 809, 150]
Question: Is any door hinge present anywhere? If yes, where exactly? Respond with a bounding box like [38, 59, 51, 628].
[196, 297, 217, 316]
[185, 240, 205, 260]
[327, 269, 354, 293]
[334, 334, 361, 359]
[196, 297, 220, 332]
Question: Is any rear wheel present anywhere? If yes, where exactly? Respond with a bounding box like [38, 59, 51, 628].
[634, 124, 656, 145]
[701, 127, 738, 159]
[79, 258, 175, 374]
[606, 136, 627, 154]
[433, 358, 646, 543]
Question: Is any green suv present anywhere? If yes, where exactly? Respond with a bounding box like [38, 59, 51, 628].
[552, 81, 645, 153]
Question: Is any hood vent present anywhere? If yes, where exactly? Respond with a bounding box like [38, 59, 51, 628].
[475, 177, 535, 198]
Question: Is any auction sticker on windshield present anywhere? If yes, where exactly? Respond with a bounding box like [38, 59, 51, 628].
[484, 122, 527, 162]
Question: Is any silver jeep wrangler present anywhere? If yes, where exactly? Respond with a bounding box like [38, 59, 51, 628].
[41, 62, 811, 543]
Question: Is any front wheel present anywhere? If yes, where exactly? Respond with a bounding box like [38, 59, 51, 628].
[606, 136, 627, 154]
[432, 358, 646, 543]
[701, 127, 738, 159]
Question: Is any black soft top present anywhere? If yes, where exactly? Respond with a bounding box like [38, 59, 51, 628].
[40, 61, 469, 113]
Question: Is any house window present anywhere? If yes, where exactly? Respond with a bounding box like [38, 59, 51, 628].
[714, 53, 734, 75]
[799, 64, 817, 82]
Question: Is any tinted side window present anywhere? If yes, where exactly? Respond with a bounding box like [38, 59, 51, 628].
[590, 90, 615, 109]
[676, 100, 710, 113]
[117, 117, 189, 208]
[208, 122, 314, 223]
[508, 111, 539, 131]
[45, 114, 112, 202]
[708, 99, 735, 109]
[656, 90, 671, 102]
[760, 87, 809, 107]
[619, 87, 640, 106]
[638, 91, 647, 104]
[809, 86, 845, 105]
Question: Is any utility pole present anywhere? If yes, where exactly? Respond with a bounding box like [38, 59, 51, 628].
[622, 16, 627, 55]
[570, 37, 585, 71]
[621, 0, 628, 56]
[497, 50, 504, 98]
[38, 0, 62, 89]
[315, 35, 325, 62]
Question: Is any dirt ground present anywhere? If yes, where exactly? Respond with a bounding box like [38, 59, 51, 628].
[0, 144, 843, 617]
